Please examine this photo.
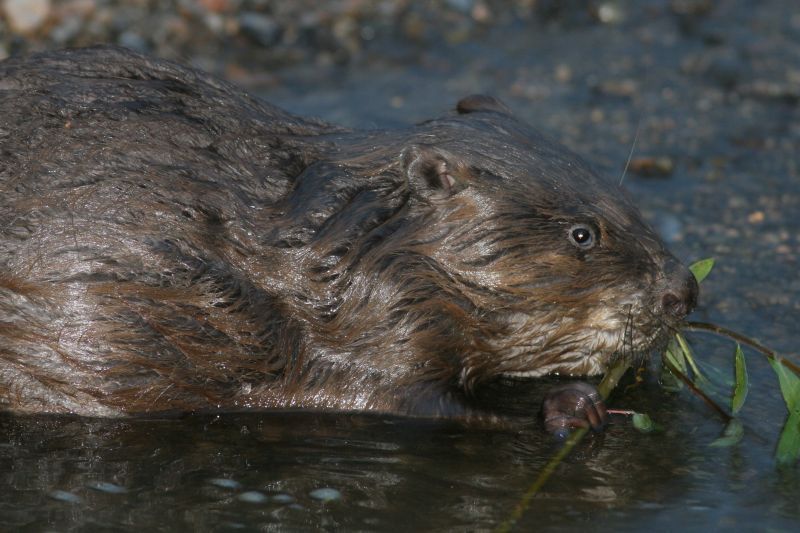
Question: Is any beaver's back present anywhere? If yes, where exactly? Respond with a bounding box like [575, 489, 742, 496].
[0, 46, 339, 415]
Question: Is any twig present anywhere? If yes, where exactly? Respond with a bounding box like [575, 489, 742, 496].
[495, 359, 631, 533]
[662, 358, 731, 423]
[686, 321, 800, 376]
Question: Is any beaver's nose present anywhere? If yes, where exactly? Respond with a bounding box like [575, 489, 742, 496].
[660, 260, 699, 319]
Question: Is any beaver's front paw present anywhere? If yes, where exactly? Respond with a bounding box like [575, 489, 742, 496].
[542, 382, 607, 439]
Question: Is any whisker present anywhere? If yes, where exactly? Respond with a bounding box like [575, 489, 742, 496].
[619, 121, 641, 187]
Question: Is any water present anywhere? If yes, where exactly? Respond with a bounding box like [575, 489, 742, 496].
[2, 362, 798, 531]
[2, 1, 799, 530]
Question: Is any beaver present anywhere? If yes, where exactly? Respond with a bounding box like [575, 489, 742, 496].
[0, 46, 697, 434]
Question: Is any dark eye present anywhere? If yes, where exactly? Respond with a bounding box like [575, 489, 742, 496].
[568, 224, 597, 249]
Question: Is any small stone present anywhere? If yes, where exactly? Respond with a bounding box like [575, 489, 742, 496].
[87, 481, 128, 494]
[706, 55, 742, 89]
[472, 2, 492, 23]
[596, 2, 625, 24]
[654, 214, 683, 243]
[272, 493, 295, 504]
[309, 487, 341, 502]
[237, 490, 269, 503]
[628, 156, 675, 177]
[554, 64, 572, 84]
[48, 489, 82, 504]
[3, 0, 51, 33]
[747, 211, 765, 224]
[118, 31, 148, 52]
[50, 16, 83, 45]
[238, 12, 281, 48]
[444, 0, 475, 14]
[593, 78, 638, 98]
[208, 478, 243, 490]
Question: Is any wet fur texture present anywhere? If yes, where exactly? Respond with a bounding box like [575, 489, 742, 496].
[0, 46, 693, 417]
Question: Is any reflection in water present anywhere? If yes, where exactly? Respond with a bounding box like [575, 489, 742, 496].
[1, 373, 799, 530]
[0, 385, 682, 532]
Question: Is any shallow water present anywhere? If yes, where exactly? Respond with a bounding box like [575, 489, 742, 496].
[2, 358, 798, 531]
[2, 0, 799, 531]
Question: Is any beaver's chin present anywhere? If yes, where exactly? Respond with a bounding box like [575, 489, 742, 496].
[498, 347, 611, 379]
[495, 309, 674, 379]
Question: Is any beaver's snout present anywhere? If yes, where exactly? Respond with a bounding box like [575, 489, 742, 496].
[659, 260, 699, 320]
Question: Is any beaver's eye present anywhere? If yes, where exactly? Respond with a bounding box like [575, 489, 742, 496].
[568, 224, 596, 249]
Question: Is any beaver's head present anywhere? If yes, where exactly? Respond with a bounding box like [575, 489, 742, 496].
[375, 95, 698, 386]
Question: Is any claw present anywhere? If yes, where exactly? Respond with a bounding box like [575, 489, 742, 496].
[542, 382, 608, 437]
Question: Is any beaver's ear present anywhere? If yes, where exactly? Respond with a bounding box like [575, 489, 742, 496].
[402, 145, 469, 199]
[456, 94, 511, 115]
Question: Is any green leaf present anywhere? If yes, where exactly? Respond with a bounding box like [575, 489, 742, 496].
[632, 413, 657, 433]
[675, 332, 709, 385]
[664, 338, 688, 373]
[768, 358, 800, 465]
[661, 338, 686, 392]
[709, 418, 744, 447]
[731, 344, 748, 415]
[775, 412, 800, 466]
[689, 258, 715, 284]
[768, 358, 800, 415]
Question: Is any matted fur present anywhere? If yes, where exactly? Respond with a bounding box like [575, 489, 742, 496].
[0, 46, 696, 417]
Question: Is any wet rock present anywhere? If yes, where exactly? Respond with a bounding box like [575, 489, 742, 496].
[50, 15, 83, 44]
[87, 481, 128, 494]
[628, 156, 676, 177]
[272, 493, 295, 504]
[682, 50, 744, 89]
[239, 12, 281, 48]
[595, 1, 625, 24]
[670, 0, 714, 35]
[654, 213, 684, 243]
[704, 55, 743, 89]
[237, 490, 269, 503]
[3, 0, 51, 33]
[208, 478, 243, 490]
[444, 0, 475, 14]
[309, 487, 342, 502]
[118, 31, 149, 52]
[591, 78, 639, 98]
[738, 80, 800, 104]
[48, 489, 82, 504]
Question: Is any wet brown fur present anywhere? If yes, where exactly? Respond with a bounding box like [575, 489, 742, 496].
[0, 46, 695, 417]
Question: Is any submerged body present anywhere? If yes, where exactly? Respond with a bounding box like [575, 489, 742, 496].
[0, 47, 696, 422]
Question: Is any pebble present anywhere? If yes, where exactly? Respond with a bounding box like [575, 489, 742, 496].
[444, 0, 475, 14]
[596, 2, 625, 24]
[48, 489, 82, 504]
[118, 31, 149, 52]
[272, 493, 295, 504]
[51, 16, 83, 44]
[628, 156, 675, 178]
[655, 213, 684, 243]
[87, 481, 128, 494]
[238, 12, 281, 48]
[309, 487, 342, 502]
[3, 0, 51, 33]
[208, 478, 243, 490]
[237, 490, 270, 503]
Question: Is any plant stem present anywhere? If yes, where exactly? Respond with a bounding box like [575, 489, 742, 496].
[495, 358, 631, 533]
[686, 321, 800, 376]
